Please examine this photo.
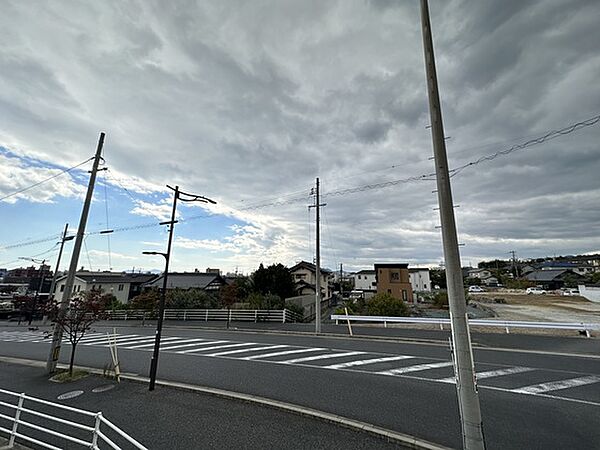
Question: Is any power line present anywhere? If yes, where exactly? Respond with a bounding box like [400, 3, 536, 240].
[0, 157, 94, 202]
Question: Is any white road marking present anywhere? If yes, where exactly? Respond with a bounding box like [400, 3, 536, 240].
[438, 366, 534, 384]
[512, 376, 600, 394]
[205, 345, 289, 357]
[123, 337, 183, 349]
[323, 355, 415, 369]
[80, 334, 140, 344]
[242, 348, 326, 360]
[178, 342, 257, 354]
[377, 361, 454, 375]
[281, 351, 366, 364]
[159, 340, 229, 351]
[104, 337, 158, 347]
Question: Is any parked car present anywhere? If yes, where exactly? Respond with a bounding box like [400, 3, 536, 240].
[562, 288, 579, 296]
[468, 286, 486, 293]
[526, 287, 547, 295]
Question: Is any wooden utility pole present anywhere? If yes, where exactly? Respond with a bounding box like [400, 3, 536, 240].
[308, 178, 326, 333]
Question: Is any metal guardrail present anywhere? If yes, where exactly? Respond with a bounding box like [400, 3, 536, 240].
[0, 388, 147, 450]
[330, 315, 600, 337]
[106, 308, 303, 323]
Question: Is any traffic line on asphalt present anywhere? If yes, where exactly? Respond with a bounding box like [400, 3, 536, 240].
[281, 351, 366, 364]
[105, 337, 159, 347]
[178, 342, 257, 354]
[511, 376, 600, 394]
[205, 345, 289, 357]
[437, 366, 534, 384]
[322, 355, 415, 370]
[377, 361, 454, 376]
[242, 348, 326, 360]
[80, 334, 141, 344]
[159, 340, 229, 351]
[123, 337, 183, 349]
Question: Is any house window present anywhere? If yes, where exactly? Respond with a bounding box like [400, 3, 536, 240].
[358, 275, 361, 279]
[387, 289, 392, 294]
[60, 285, 65, 292]
[390, 272, 400, 281]
[118, 284, 124, 291]
[402, 290, 408, 301]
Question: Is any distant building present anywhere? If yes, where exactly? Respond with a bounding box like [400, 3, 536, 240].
[409, 268, 431, 292]
[289, 261, 332, 299]
[353, 270, 377, 292]
[145, 272, 226, 293]
[54, 271, 158, 304]
[374, 263, 413, 303]
[4, 265, 53, 291]
[525, 269, 584, 290]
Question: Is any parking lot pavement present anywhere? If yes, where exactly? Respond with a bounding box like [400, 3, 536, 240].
[0, 361, 407, 450]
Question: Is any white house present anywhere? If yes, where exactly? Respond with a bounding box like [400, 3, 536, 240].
[353, 270, 377, 291]
[409, 268, 431, 292]
[53, 271, 157, 304]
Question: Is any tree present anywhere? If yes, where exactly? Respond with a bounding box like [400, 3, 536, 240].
[129, 289, 159, 312]
[47, 290, 110, 376]
[251, 263, 295, 300]
[166, 289, 218, 309]
[247, 292, 283, 310]
[364, 293, 409, 317]
[430, 269, 447, 289]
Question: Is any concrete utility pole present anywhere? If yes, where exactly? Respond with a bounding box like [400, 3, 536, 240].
[308, 178, 326, 333]
[339, 263, 343, 301]
[419, 2, 485, 449]
[46, 133, 106, 374]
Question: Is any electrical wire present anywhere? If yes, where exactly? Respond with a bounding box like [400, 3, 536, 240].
[0, 157, 94, 202]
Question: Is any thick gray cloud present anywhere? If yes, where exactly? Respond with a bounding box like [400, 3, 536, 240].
[1, 0, 599, 272]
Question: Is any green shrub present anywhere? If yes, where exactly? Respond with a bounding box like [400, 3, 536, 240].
[365, 293, 409, 317]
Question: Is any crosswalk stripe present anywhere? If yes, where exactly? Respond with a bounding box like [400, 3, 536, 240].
[80, 334, 140, 344]
[512, 376, 600, 394]
[123, 337, 183, 349]
[205, 345, 289, 357]
[323, 355, 415, 369]
[242, 348, 326, 360]
[377, 361, 454, 376]
[438, 366, 533, 384]
[82, 336, 144, 345]
[178, 342, 257, 354]
[280, 351, 366, 364]
[159, 340, 228, 351]
[104, 337, 158, 347]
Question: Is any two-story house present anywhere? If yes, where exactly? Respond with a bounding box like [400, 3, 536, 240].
[53, 271, 158, 304]
[289, 261, 332, 299]
[353, 270, 377, 292]
[375, 263, 414, 302]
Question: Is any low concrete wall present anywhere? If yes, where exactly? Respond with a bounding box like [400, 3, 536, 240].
[578, 285, 600, 303]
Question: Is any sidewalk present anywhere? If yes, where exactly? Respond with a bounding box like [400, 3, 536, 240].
[0, 361, 405, 450]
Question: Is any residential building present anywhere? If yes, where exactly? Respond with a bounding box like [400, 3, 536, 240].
[467, 269, 492, 279]
[4, 265, 52, 291]
[53, 271, 158, 304]
[409, 268, 431, 292]
[353, 270, 377, 292]
[525, 269, 583, 290]
[144, 272, 226, 293]
[375, 263, 413, 303]
[289, 261, 332, 299]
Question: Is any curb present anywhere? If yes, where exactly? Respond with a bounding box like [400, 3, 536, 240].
[0, 356, 452, 450]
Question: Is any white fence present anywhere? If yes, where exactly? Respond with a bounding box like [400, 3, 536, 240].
[106, 308, 302, 323]
[0, 388, 147, 450]
[330, 314, 600, 337]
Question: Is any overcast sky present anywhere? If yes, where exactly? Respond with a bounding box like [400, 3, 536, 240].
[1, 0, 599, 275]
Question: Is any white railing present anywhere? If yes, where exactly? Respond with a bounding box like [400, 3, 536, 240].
[106, 308, 303, 323]
[0, 388, 147, 450]
[330, 315, 600, 337]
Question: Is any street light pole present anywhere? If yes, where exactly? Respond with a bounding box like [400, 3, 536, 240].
[144, 185, 216, 391]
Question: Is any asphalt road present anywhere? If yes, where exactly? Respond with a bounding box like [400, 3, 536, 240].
[1, 323, 599, 449]
[0, 361, 404, 450]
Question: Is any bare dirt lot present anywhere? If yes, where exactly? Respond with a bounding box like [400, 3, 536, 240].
[471, 292, 600, 324]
